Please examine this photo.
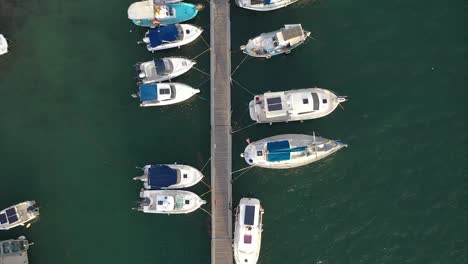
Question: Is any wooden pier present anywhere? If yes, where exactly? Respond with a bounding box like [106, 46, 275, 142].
[210, 0, 232, 263]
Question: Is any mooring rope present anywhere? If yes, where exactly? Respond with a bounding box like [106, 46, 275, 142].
[201, 156, 212, 172]
[231, 54, 248, 77]
[200, 35, 210, 49]
[307, 35, 317, 41]
[199, 206, 212, 216]
[231, 122, 258, 134]
[232, 165, 254, 174]
[231, 78, 256, 96]
[192, 66, 211, 77]
[191, 48, 211, 61]
[200, 179, 211, 189]
[232, 166, 254, 183]
[200, 189, 212, 197]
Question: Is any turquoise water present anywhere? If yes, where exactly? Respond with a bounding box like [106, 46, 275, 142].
[1, 0, 467, 263]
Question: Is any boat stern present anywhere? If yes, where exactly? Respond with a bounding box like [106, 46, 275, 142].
[248, 100, 259, 122]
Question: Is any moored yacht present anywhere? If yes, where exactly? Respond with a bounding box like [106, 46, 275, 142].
[135, 190, 206, 214]
[249, 88, 347, 123]
[241, 134, 347, 169]
[134, 82, 200, 107]
[0, 34, 8, 56]
[233, 198, 264, 264]
[133, 164, 204, 189]
[241, 24, 310, 58]
[128, 1, 200, 27]
[236, 0, 299, 11]
[136, 57, 196, 83]
[0, 201, 39, 230]
[142, 24, 203, 52]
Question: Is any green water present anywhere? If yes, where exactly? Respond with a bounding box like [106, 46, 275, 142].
[0, 0, 467, 263]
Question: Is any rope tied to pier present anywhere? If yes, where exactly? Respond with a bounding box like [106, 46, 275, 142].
[231, 54, 249, 77]
[200, 35, 210, 49]
[191, 48, 211, 61]
[192, 66, 211, 77]
[232, 166, 255, 183]
[231, 122, 258, 134]
[231, 78, 256, 96]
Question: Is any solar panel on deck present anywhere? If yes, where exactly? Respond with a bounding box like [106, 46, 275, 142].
[0, 213, 7, 224]
[267, 97, 283, 111]
[6, 208, 16, 217]
[267, 103, 283, 111]
[8, 214, 19, 223]
[244, 205, 255, 226]
[267, 97, 281, 104]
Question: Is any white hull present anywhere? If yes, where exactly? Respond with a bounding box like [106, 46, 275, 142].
[137, 190, 206, 214]
[0, 201, 39, 230]
[137, 57, 196, 83]
[233, 198, 263, 264]
[242, 134, 347, 169]
[134, 164, 204, 189]
[249, 88, 347, 123]
[139, 82, 200, 107]
[236, 0, 298, 11]
[0, 34, 8, 55]
[144, 24, 203, 52]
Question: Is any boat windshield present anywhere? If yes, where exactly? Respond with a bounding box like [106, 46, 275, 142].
[175, 195, 185, 209]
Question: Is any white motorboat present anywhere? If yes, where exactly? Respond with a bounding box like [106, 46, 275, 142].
[236, 0, 298, 11]
[136, 57, 196, 83]
[241, 134, 347, 169]
[241, 24, 310, 58]
[135, 190, 206, 214]
[0, 236, 31, 263]
[135, 82, 200, 107]
[133, 164, 204, 189]
[0, 34, 8, 56]
[233, 198, 264, 264]
[249, 88, 347, 123]
[0, 201, 39, 230]
[142, 24, 203, 52]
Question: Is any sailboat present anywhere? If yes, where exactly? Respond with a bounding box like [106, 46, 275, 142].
[135, 190, 206, 214]
[249, 88, 347, 123]
[128, 1, 200, 27]
[241, 134, 347, 169]
[0, 34, 8, 56]
[133, 164, 204, 189]
[235, 0, 299, 11]
[233, 198, 264, 264]
[0, 201, 39, 230]
[241, 24, 310, 58]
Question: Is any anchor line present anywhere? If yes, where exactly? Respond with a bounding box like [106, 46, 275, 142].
[231, 54, 248, 77]
[232, 166, 254, 183]
[231, 78, 256, 96]
[231, 122, 258, 134]
[191, 48, 211, 61]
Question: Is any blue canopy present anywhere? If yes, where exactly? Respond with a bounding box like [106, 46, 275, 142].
[264, 0, 271, 4]
[267, 140, 307, 162]
[140, 84, 158, 102]
[148, 165, 178, 189]
[149, 25, 179, 48]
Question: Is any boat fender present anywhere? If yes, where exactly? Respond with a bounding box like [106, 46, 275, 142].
[139, 72, 146, 78]
[195, 4, 204, 10]
[240, 45, 246, 50]
[285, 50, 291, 54]
[266, 54, 271, 59]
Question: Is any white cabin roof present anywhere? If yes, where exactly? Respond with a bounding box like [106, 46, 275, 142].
[155, 195, 175, 210]
[0, 34, 8, 55]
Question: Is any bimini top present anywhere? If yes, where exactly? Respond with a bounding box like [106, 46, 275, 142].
[266, 140, 307, 162]
[149, 25, 178, 47]
[154, 58, 173, 75]
[148, 165, 178, 188]
[0, 208, 19, 226]
[140, 83, 158, 101]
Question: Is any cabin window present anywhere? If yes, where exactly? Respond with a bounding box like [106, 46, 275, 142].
[185, 200, 190, 204]
[303, 98, 309, 104]
[256, 150, 263, 156]
[185, 29, 190, 34]
[322, 99, 328, 104]
[157, 201, 163, 205]
[160, 88, 170, 95]
[183, 174, 188, 178]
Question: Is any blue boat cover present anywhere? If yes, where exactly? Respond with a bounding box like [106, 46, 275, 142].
[149, 25, 179, 48]
[148, 165, 178, 188]
[267, 140, 307, 162]
[264, 0, 271, 4]
[140, 83, 158, 102]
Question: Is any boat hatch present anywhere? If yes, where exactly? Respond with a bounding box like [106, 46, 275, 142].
[243, 234, 252, 244]
[244, 205, 255, 225]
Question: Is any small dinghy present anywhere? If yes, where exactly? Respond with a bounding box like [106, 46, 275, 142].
[0, 201, 39, 230]
[135, 190, 206, 214]
[128, 1, 200, 27]
[133, 164, 204, 189]
[142, 24, 203, 52]
[0, 34, 8, 56]
[249, 88, 347, 123]
[241, 24, 310, 58]
[134, 82, 199, 107]
[236, 0, 298, 11]
[241, 134, 347, 169]
[0, 236, 31, 259]
[233, 198, 264, 264]
[136, 57, 196, 83]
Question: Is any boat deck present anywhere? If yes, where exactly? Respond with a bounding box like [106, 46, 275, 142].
[210, 0, 232, 263]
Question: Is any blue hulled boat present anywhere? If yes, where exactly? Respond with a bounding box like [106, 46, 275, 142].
[128, 0, 200, 27]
